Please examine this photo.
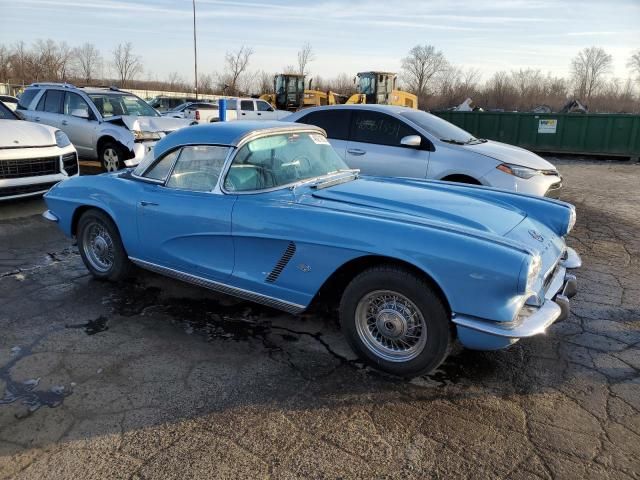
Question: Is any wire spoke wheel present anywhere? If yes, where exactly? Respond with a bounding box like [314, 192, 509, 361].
[355, 289, 427, 362]
[82, 221, 115, 273]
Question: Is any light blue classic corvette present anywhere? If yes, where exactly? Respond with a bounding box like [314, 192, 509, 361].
[43, 121, 581, 376]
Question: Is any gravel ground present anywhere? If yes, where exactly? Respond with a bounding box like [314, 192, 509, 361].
[0, 159, 638, 479]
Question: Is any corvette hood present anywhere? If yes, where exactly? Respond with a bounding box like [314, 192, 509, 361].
[104, 115, 192, 132]
[0, 120, 55, 147]
[464, 140, 556, 170]
[306, 177, 526, 236]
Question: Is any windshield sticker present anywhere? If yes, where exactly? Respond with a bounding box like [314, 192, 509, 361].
[309, 134, 330, 145]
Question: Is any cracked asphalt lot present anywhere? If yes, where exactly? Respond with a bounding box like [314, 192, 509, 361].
[1, 160, 639, 479]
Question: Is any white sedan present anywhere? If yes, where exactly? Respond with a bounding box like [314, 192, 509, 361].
[286, 105, 562, 197]
[0, 102, 78, 200]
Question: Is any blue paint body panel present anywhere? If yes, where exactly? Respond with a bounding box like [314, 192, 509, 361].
[43, 123, 577, 352]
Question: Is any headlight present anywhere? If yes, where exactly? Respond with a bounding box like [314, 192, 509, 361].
[497, 163, 540, 179]
[565, 206, 576, 235]
[55, 130, 71, 148]
[133, 130, 162, 141]
[524, 254, 542, 294]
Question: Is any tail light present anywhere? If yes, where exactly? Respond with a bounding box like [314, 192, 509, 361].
[195, 110, 200, 121]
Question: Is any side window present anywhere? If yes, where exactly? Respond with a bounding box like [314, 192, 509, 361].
[63, 92, 91, 117]
[17, 89, 40, 110]
[166, 145, 229, 192]
[351, 110, 418, 147]
[298, 110, 351, 140]
[38, 90, 63, 114]
[226, 99, 237, 110]
[240, 100, 254, 111]
[143, 149, 180, 181]
[257, 101, 273, 112]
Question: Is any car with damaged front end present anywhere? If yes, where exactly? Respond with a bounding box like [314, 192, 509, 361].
[42, 121, 581, 377]
[18, 83, 193, 172]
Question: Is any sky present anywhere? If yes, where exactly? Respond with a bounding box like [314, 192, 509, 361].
[1, 0, 638, 84]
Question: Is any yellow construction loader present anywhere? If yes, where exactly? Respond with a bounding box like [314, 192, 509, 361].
[260, 73, 344, 111]
[346, 71, 418, 109]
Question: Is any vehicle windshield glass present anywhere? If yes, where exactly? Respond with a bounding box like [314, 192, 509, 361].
[400, 110, 477, 144]
[0, 102, 17, 120]
[224, 132, 350, 192]
[169, 103, 190, 112]
[358, 74, 376, 95]
[88, 93, 159, 118]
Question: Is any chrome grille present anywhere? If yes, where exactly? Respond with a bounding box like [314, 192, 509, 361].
[0, 156, 59, 179]
[266, 242, 296, 283]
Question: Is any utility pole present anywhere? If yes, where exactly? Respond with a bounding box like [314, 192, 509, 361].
[193, 0, 198, 99]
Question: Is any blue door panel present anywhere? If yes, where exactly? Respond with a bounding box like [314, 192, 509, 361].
[136, 183, 236, 280]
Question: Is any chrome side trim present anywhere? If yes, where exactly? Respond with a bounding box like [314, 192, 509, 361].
[129, 257, 306, 314]
[561, 247, 582, 269]
[42, 210, 59, 223]
[453, 301, 561, 338]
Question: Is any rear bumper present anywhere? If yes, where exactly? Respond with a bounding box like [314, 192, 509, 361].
[454, 247, 580, 350]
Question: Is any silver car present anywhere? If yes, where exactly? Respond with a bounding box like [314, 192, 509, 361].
[18, 83, 193, 171]
[286, 105, 562, 197]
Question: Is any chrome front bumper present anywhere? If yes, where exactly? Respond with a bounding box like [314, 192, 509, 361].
[453, 247, 580, 340]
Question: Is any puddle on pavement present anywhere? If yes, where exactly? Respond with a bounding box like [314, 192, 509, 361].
[0, 332, 71, 415]
[65, 315, 109, 335]
[164, 298, 280, 342]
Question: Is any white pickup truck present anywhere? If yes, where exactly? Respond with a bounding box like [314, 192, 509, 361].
[186, 98, 290, 124]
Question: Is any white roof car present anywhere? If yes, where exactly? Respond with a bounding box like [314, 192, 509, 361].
[286, 105, 562, 197]
[0, 101, 78, 201]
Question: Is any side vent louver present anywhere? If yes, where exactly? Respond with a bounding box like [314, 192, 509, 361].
[266, 242, 296, 283]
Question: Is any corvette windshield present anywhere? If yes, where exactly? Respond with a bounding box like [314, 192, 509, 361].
[224, 132, 349, 192]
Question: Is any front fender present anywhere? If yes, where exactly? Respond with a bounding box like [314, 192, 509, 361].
[231, 195, 529, 322]
[99, 124, 135, 153]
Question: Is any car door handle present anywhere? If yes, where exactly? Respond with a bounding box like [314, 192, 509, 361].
[34, 117, 41, 122]
[347, 148, 366, 156]
[241, 112, 246, 115]
[61, 120, 68, 126]
[257, 112, 262, 116]
[139, 201, 159, 207]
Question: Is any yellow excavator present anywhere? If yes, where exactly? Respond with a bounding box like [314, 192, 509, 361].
[346, 71, 418, 109]
[260, 73, 344, 111]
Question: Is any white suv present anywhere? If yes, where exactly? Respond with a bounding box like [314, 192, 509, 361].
[18, 83, 193, 171]
[0, 101, 78, 200]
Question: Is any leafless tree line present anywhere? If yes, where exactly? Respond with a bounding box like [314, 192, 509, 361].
[1, 39, 638, 112]
[402, 44, 640, 113]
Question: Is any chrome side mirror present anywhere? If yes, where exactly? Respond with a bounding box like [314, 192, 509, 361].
[400, 135, 421, 148]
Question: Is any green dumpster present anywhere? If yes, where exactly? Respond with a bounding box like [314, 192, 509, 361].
[432, 111, 640, 159]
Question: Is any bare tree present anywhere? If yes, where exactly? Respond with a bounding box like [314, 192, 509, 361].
[482, 71, 516, 109]
[224, 45, 254, 95]
[571, 46, 613, 99]
[198, 73, 214, 95]
[327, 73, 356, 95]
[511, 69, 544, 109]
[57, 42, 74, 81]
[112, 42, 143, 87]
[401, 44, 448, 102]
[628, 49, 640, 83]
[282, 64, 297, 74]
[74, 43, 102, 84]
[0, 45, 10, 82]
[8, 41, 33, 85]
[257, 71, 273, 93]
[297, 42, 315, 76]
[166, 71, 186, 91]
